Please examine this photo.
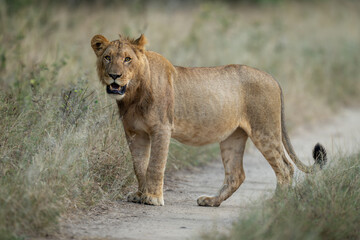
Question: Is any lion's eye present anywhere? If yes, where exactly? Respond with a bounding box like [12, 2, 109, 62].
[104, 56, 111, 62]
[124, 57, 131, 63]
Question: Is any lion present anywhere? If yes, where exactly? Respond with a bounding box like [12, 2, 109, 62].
[91, 34, 327, 207]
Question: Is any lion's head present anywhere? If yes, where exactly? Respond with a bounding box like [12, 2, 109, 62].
[91, 34, 148, 100]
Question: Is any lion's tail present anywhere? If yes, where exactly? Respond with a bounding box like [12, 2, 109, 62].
[280, 88, 327, 173]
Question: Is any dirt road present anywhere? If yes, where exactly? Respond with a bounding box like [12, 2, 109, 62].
[61, 108, 360, 240]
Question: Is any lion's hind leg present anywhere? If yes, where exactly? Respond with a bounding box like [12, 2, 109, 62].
[250, 130, 294, 190]
[197, 128, 247, 207]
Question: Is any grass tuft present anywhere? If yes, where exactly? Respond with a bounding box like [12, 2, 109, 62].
[202, 153, 360, 240]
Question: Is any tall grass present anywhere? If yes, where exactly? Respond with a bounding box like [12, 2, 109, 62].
[201, 152, 360, 240]
[0, 82, 135, 237]
[0, 0, 359, 238]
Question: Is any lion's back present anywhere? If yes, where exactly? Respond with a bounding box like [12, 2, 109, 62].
[171, 64, 281, 145]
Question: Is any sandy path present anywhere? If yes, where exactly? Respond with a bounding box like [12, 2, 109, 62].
[60, 108, 360, 240]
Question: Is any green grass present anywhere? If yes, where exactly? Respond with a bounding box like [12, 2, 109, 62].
[0, 0, 360, 238]
[201, 152, 360, 240]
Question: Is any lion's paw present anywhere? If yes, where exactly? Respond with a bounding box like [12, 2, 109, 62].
[141, 193, 164, 206]
[127, 192, 142, 203]
[197, 195, 221, 207]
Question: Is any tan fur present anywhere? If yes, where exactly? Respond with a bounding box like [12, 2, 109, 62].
[91, 34, 324, 207]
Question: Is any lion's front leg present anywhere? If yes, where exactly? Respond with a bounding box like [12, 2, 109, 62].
[142, 127, 171, 206]
[125, 131, 151, 204]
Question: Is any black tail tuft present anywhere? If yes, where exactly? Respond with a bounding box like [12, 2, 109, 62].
[312, 143, 327, 169]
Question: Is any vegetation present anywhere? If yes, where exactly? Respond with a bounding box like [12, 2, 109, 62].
[0, 0, 359, 238]
[201, 152, 360, 240]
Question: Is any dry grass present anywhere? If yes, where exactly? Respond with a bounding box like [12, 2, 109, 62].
[201, 152, 360, 240]
[0, 0, 359, 238]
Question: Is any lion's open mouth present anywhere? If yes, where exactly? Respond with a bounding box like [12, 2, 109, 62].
[106, 82, 127, 95]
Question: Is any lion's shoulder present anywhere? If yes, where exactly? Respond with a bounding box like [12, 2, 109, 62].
[146, 51, 173, 66]
[145, 51, 176, 78]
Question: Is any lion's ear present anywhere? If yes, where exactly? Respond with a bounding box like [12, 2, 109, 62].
[133, 34, 147, 52]
[91, 35, 109, 57]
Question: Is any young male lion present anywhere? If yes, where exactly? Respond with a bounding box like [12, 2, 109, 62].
[91, 34, 327, 206]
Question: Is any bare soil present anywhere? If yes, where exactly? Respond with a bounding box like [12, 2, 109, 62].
[59, 108, 360, 240]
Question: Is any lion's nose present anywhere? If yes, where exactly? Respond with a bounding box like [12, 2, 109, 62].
[109, 73, 122, 80]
